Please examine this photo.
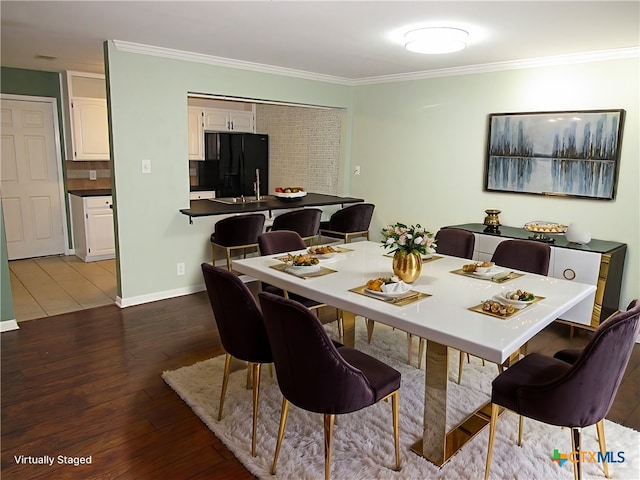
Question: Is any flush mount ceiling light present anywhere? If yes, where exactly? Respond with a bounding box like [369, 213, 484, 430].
[404, 27, 469, 54]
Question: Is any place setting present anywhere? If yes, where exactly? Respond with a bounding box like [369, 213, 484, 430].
[451, 261, 523, 283]
[350, 276, 430, 306]
[270, 252, 338, 279]
[468, 289, 545, 319]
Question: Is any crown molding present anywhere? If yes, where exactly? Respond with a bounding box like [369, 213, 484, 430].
[112, 41, 639, 87]
[111, 40, 348, 85]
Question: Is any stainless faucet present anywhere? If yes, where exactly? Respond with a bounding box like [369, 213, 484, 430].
[254, 168, 261, 201]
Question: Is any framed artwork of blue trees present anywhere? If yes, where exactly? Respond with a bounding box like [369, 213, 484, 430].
[484, 109, 625, 200]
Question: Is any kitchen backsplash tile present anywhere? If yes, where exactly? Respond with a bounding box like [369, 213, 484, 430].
[256, 104, 341, 195]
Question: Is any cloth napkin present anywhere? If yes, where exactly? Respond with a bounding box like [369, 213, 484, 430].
[382, 280, 411, 294]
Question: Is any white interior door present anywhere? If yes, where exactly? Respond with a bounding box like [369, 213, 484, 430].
[1, 97, 65, 260]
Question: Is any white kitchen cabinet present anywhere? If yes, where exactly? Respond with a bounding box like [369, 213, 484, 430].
[453, 224, 626, 329]
[70, 194, 115, 262]
[64, 71, 110, 161]
[203, 108, 254, 133]
[187, 106, 204, 160]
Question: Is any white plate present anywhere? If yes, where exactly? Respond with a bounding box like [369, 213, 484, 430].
[285, 264, 321, 275]
[470, 267, 506, 279]
[274, 190, 307, 199]
[307, 248, 337, 259]
[365, 284, 412, 299]
[493, 292, 535, 309]
[422, 253, 434, 260]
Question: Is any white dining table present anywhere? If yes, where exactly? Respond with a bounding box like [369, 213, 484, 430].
[233, 241, 596, 466]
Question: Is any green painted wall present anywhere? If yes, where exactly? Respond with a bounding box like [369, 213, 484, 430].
[105, 41, 638, 309]
[104, 41, 353, 303]
[1, 204, 15, 323]
[349, 59, 639, 308]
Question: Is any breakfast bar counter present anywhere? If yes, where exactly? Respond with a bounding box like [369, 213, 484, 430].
[179, 192, 364, 223]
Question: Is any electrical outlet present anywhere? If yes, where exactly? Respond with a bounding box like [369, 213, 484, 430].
[176, 262, 185, 276]
[142, 159, 152, 174]
[89, 170, 97, 180]
[354, 165, 361, 175]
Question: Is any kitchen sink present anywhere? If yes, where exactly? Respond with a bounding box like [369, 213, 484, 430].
[210, 195, 275, 205]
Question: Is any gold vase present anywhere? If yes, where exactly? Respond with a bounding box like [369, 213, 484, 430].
[392, 250, 422, 283]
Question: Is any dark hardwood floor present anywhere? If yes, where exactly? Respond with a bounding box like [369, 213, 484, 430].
[2, 291, 638, 479]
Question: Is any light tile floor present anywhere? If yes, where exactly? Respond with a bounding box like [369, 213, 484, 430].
[9, 255, 117, 322]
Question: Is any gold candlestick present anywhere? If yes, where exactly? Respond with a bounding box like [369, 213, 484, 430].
[483, 209, 501, 233]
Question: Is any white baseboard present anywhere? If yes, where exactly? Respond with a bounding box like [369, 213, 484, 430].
[1, 319, 19, 332]
[116, 284, 207, 308]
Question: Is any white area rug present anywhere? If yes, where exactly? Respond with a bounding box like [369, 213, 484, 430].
[163, 322, 639, 480]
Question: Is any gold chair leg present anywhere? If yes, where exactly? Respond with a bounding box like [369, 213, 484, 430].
[418, 337, 425, 369]
[484, 403, 499, 480]
[324, 414, 335, 480]
[570, 427, 582, 480]
[225, 248, 232, 271]
[211, 244, 216, 264]
[337, 310, 344, 339]
[366, 318, 375, 344]
[517, 415, 523, 446]
[251, 363, 262, 457]
[407, 333, 413, 366]
[596, 420, 610, 478]
[458, 350, 465, 384]
[391, 391, 401, 471]
[271, 397, 289, 475]
[218, 353, 232, 421]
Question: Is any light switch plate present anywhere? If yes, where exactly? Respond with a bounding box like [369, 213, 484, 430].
[142, 159, 151, 174]
[89, 170, 97, 180]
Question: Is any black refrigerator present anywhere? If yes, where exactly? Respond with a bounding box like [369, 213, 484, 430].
[198, 132, 269, 198]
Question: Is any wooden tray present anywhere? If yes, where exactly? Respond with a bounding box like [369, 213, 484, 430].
[349, 285, 431, 306]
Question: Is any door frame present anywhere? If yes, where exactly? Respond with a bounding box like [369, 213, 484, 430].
[1, 93, 70, 257]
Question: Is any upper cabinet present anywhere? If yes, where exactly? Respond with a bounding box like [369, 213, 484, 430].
[187, 106, 205, 160]
[187, 98, 256, 160]
[203, 108, 254, 133]
[63, 71, 110, 161]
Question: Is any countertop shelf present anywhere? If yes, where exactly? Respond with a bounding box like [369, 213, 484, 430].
[68, 189, 112, 197]
[449, 223, 625, 254]
[179, 192, 364, 224]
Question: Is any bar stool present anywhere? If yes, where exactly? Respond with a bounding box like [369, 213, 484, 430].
[210, 213, 266, 271]
[319, 203, 375, 243]
[270, 208, 322, 246]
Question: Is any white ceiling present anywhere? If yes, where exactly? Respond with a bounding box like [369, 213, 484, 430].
[1, 1, 639, 82]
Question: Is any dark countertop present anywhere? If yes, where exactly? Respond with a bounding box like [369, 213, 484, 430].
[449, 223, 626, 254]
[68, 189, 112, 197]
[180, 192, 364, 222]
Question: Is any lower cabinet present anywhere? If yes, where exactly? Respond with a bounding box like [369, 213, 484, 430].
[450, 224, 626, 329]
[70, 194, 115, 262]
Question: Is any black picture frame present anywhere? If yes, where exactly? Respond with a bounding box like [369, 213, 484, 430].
[484, 109, 625, 200]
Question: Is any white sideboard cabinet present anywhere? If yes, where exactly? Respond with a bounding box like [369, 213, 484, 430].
[70, 194, 115, 262]
[449, 223, 627, 329]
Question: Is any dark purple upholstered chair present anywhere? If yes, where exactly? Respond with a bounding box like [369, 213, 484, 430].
[271, 208, 322, 245]
[258, 292, 401, 480]
[459, 238, 552, 384]
[201, 263, 272, 457]
[435, 227, 475, 259]
[210, 213, 265, 271]
[491, 239, 551, 275]
[319, 203, 375, 243]
[485, 300, 640, 480]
